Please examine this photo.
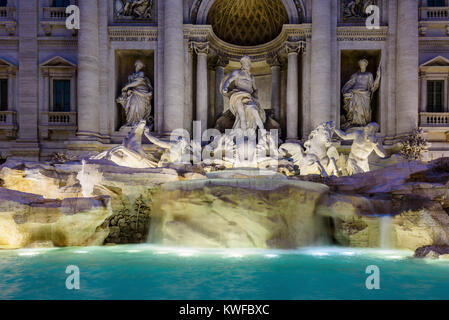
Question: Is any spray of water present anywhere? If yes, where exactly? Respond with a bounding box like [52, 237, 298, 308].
[76, 160, 103, 198]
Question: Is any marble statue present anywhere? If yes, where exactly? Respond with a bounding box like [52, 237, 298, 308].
[342, 58, 381, 128]
[116, 0, 153, 19]
[279, 122, 340, 177]
[116, 60, 153, 127]
[143, 129, 191, 167]
[220, 56, 266, 132]
[91, 120, 157, 168]
[334, 122, 387, 175]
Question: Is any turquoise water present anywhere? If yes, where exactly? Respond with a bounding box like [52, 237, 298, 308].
[0, 245, 448, 300]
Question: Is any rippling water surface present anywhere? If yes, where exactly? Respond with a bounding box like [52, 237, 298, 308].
[0, 245, 448, 300]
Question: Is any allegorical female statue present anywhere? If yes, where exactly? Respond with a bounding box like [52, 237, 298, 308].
[220, 56, 266, 132]
[116, 60, 153, 127]
[342, 58, 381, 128]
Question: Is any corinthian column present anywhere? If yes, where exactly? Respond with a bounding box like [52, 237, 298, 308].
[163, 0, 184, 134]
[268, 56, 281, 122]
[285, 42, 301, 140]
[77, 0, 100, 139]
[310, 0, 332, 128]
[193, 42, 209, 136]
[396, 0, 419, 134]
[214, 55, 228, 120]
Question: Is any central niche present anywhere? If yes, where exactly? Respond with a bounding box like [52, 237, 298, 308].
[207, 0, 288, 46]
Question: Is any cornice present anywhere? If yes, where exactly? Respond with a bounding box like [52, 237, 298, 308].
[108, 26, 158, 42]
[337, 26, 389, 41]
[185, 24, 310, 62]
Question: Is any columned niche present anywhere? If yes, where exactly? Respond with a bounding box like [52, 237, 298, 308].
[185, 25, 310, 139]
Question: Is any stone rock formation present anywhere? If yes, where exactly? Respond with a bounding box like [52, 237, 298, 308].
[414, 245, 449, 259]
[0, 188, 112, 249]
[1, 157, 449, 252]
[148, 178, 329, 249]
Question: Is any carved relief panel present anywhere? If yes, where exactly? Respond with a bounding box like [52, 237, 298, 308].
[114, 0, 156, 22]
[340, 0, 380, 23]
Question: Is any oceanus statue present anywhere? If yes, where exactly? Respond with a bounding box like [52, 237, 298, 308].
[220, 56, 266, 132]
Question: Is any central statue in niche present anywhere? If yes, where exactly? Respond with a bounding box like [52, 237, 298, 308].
[117, 60, 153, 128]
[220, 56, 266, 132]
[342, 58, 381, 128]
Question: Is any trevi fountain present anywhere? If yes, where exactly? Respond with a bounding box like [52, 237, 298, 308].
[1, 56, 449, 300]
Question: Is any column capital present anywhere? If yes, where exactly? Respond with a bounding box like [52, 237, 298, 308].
[267, 55, 281, 68]
[284, 41, 304, 55]
[216, 55, 229, 68]
[192, 41, 210, 55]
[187, 41, 195, 54]
[209, 55, 229, 69]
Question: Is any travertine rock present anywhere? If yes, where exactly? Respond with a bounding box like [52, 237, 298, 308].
[414, 245, 449, 259]
[149, 179, 329, 249]
[394, 209, 449, 251]
[0, 188, 113, 249]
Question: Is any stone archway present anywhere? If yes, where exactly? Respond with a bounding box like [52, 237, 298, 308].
[206, 0, 289, 46]
[191, 0, 305, 26]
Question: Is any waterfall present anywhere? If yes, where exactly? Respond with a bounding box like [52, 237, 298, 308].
[379, 216, 393, 249]
[76, 160, 103, 198]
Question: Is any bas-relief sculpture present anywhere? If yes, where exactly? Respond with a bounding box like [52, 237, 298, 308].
[342, 58, 381, 129]
[116, 60, 153, 128]
[116, 0, 153, 19]
[335, 122, 387, 175]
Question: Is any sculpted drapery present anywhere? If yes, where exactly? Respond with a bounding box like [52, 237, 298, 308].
[342, 59, 380, 128]
[220, 56, 266, 132]
[116, 60, 153, 127]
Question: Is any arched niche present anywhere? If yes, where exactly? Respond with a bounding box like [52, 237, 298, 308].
[114, 50, 154, 131]
[191, 0, 305, 26]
